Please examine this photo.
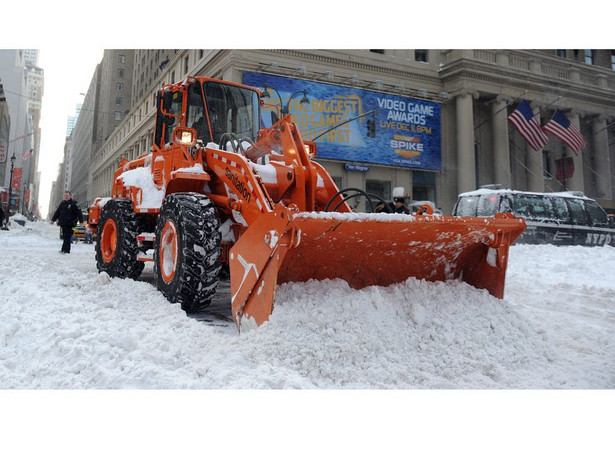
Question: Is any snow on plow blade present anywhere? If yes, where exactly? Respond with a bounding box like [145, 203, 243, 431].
[230, 211, 526, 331]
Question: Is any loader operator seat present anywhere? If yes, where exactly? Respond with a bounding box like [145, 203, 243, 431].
[209, 108, 224, 145]
[191, 116, 207, 141]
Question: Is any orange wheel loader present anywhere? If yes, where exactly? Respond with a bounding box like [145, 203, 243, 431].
[88, 76, 526, 332]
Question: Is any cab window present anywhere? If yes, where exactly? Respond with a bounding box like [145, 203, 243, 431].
[203, 82, 260, 144]
[186, 83, 211, 143]
[164, 90, 183, 145]
[585, 200, 608, 227]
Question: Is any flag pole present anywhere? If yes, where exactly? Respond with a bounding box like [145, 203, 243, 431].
[533, 96, 562, 119]
[592, 119, 615, 136]
[474, 90, 527, 131]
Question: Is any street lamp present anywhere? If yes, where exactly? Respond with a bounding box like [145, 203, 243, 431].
[262, 84, 310, 117]
[7, 152, 15, 222]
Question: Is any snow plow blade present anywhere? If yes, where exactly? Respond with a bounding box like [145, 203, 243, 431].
[230, 211, 525, 331]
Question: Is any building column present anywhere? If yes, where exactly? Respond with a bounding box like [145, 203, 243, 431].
[592, 116, 612, 199]
[566, 110, 585, 192]
[526, 104, 545, 192]
[456, 91, 477, 193]
[491, 96, 511, 189]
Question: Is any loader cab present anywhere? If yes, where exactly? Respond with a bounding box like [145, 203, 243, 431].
[155, 79, 261, 149]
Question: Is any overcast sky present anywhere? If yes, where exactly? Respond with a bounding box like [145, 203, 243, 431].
[37, 48, 104, 215]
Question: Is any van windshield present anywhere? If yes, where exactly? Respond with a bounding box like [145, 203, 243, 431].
[477, 194, 499, 216]
[455, 194, 499, 216]
[455, 196, 478, 216]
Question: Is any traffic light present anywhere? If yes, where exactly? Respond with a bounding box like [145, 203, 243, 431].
[366, 118, 376, 137]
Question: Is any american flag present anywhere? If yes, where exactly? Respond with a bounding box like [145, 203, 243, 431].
[508, 100, 549, 151]
[543, 109, 586, 155]
[23, 148, 33, 161]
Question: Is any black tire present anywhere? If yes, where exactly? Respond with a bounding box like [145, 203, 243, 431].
[154, 193, 222, 313]
[95, 199, 145, 279]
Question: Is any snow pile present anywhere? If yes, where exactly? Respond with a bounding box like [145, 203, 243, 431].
[247, 278, 553, 388]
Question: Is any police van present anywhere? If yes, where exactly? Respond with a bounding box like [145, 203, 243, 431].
[452, 187, 615, 247]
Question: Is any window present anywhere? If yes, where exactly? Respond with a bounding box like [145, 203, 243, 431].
[611, 51, 615, 70]
[116, 82, 123, 92]
[331, 176, 342, 190]
[184, 56, 189, 74]
[584, 49, 594, 65]
[512, 195, 554, 219]
[118, 68, 124, 78]
[556, 50, 566, 58]
[118, 54, 126, 64]
[415, 50, 428, 63]
[199, 50, 204, 59]
[370, 50, 385, 54]
[186, 83, 209, 143]
[366, 180, 391, 202]
[542, 150, 552, 178]
[115, 97, 122, 105]
[203, 81, 260, 144]
[455, 196, 478, 216]
[568, 199, 589, 225]
[165, 91, 183, 144]
[477, 194, 500, 217]
[114, 111, 122, 121]
[584, 200, 608, 227]
[552, 197, 570, 222]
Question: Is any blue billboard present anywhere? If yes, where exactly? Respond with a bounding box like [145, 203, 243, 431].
[243, 72, 441, 170]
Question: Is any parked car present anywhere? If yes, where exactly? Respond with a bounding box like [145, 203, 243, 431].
[452, 188, 615, 247]
[410, 200, 443, 215]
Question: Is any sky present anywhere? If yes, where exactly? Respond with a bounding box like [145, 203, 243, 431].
[37, 48, 104, 216]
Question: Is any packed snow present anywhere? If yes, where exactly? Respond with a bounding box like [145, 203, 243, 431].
[1, 217, 613, 455]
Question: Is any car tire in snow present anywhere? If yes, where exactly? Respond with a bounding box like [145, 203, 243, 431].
[154, 192, 222, 313]
[95, 199, 145, 279]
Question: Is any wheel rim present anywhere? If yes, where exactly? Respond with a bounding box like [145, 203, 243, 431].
[101, 219, 118, 263]
[160, 220, 178, 283]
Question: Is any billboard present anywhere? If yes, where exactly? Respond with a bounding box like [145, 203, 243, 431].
[243, 72, 441, 170]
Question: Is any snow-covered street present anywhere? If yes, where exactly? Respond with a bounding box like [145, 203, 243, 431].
[1, 217, 614, 455]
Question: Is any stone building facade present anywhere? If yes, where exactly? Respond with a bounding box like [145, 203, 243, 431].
[83, 49, 615, 214]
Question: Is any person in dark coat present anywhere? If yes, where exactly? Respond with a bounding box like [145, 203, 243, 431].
[0, 203, 5, 228]
[51, 191, 84, 254]
[393, 197, 410, 215]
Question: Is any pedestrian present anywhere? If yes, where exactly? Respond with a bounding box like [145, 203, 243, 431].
[0, 203, 4, 227]
[393, 196, 410, 215]
[51, 191, 84, 254]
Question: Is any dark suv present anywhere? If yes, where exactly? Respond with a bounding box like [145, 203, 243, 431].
[452, 189, 615, 247]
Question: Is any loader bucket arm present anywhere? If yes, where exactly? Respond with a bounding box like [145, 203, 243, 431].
[229, 210, 525, 331]
[229, 204, 297, 331]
